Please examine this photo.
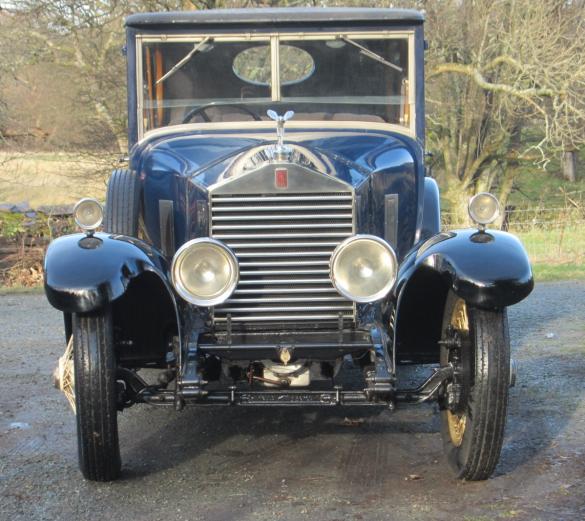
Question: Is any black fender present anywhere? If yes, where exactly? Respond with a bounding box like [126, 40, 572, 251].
[44, 232, 175, 314]
[393, 228, 533, 363]
[397, 228, 534, 310]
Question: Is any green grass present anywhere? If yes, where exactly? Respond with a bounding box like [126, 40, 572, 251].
[514, 227, 585, 264]
[0, 152, 109, 207]
[0, 284, 44, 295]
[504, 127, 585, 208]
[532, 263, 585, 282]
[514, 228, 584, 281]
[507, 158, 585, 209]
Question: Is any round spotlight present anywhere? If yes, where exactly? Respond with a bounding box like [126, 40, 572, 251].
[171, 238, 239, 307]
[330, 235, 397, 303]
[73, 198, 103, 232]
[468, 192, 500, 226]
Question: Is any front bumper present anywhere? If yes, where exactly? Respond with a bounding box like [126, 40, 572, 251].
[199, 329, 372, 361]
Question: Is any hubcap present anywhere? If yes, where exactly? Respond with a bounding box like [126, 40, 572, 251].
[446, 298, 469, 447]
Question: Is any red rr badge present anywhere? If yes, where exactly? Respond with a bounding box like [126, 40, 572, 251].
[275, 168, 288, 189]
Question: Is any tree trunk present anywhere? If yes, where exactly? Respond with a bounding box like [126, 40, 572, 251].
[562, 150, 577, 182]
[444, 183, 472, 228]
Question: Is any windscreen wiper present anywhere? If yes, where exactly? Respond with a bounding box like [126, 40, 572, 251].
[340, 36, 403, 73]
[156, 37, 212, 85]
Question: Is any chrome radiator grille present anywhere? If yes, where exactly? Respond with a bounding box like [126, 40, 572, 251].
[211, 192, 355, 323]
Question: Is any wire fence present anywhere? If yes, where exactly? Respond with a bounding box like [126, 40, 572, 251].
[1, 200, 583, 288]
[442, 201, 585, 265]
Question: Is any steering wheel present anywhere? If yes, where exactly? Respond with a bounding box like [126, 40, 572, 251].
[182, 103, 262, 124]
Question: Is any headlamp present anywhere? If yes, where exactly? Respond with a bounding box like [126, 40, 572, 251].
[330, 235, 397, 303]
[171, 238, 239, 306]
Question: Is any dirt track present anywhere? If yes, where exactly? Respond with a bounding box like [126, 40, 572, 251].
[1, 283, 584, 521]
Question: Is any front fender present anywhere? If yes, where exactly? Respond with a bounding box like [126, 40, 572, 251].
[44, 232, 173, 313]
[397, 229, 534, 309]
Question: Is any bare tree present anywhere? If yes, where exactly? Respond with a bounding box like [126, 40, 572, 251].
[7, 0, 286, 152]
[422, 0, 585, 223]
[9, 1, 131, 152]
[4, 0, 584, 215]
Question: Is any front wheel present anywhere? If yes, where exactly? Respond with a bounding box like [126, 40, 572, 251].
[73, 308, 121, 481]
[440, 292, 510, 480]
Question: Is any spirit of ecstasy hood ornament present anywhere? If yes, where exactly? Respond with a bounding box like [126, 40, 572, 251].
[267, 110, 294, 155]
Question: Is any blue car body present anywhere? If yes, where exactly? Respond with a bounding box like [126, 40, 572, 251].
[44, 8, 533, 406]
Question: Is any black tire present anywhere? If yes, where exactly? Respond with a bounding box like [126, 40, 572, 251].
[73, 308, 121, 481]
[103, 169, 140, 236]
[440, 291, 510, 481]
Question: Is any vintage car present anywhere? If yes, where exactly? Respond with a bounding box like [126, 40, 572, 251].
[44, 8, 533, 482]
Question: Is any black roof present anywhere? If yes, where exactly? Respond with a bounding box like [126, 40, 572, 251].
[125, 8, 424, 29]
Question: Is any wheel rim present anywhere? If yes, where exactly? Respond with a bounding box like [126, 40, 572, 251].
[54, 336, 76, 413]
[446, 298, 468, 447]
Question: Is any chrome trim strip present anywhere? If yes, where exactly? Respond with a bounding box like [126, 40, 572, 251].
[214, 223, 352, 230]
[238, 278, 332, 285]
[236, 251, 333, 258]
[212, 195, 353, 202]
[271, 35, 280, 102]
[225, 296, 344, 303]
[224, 241, 341, 248]
[216, 305, 353, 313]
[212, 204, 352, 212]
[137, 31, 414, 43]
[213, 213, 352, 221]
[234, 287, 339, 294]
[135, 37, 144, 139]
[240, 260, 330, 267]
[215, 232, 352, 240]
[214, 314, 353, 322]
[240, 269, 329, 276]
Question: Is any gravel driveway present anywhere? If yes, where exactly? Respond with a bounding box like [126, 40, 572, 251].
[1, 282, 584, 521]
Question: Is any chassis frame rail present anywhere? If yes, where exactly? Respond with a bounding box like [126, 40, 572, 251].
[133, 366, 454, 409]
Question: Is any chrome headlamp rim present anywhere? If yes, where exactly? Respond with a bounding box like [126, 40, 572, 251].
[73, 198, 103, 231]
[468, 192, 500, 226]
[330, 234, 398, 304]
[171, 237, 239, 307]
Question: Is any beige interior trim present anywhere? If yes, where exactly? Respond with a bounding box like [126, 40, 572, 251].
[139, 120, 415, 145]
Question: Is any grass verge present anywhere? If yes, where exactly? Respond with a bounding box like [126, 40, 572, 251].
[0, 284, 44, 295]
[532, 263, 585, 282]
[0, 151, 109, 207]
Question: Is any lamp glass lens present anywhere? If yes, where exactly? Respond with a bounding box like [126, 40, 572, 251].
[74, 200, 103, 229]
[333, 238, 395, 301]
[177, 243, 235, 301]
[469, 193, 499, 224]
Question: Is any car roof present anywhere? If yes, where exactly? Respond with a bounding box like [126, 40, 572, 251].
[125, 8, 424, 29]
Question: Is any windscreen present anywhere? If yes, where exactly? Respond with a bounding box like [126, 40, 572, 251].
[139, 34, 411, 133]
[279, 37, 410, 126]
